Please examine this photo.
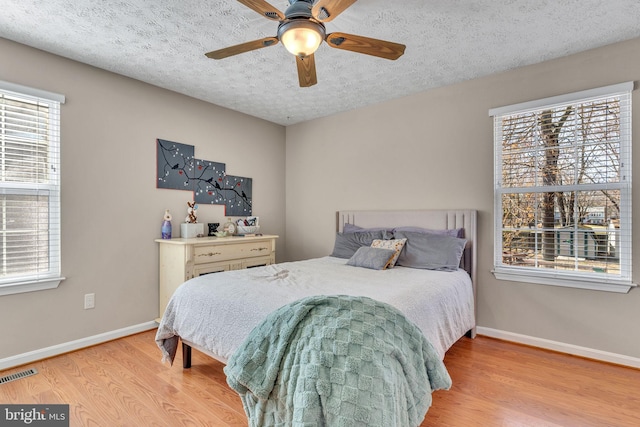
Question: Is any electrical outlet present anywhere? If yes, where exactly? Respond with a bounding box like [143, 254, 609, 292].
[84, 293, 95, 309]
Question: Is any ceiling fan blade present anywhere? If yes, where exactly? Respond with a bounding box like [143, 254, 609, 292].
[296, 54, 318, 87]
[237, 0, 284, 21]
[205, 37, 279, 60]
[326, 32, 406, 60]
[312, 0, 357, 22]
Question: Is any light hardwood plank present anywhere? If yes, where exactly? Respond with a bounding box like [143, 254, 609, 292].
[1, 331, 639, 426]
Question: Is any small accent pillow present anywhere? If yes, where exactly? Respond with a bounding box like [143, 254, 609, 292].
[394, 230, 466, 271]
[371, 238, 407, 269]
[346, 247, 396, 270]
[330, 230, 385, 259]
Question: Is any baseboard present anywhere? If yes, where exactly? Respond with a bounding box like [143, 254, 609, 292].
[0, 321, 158, 371]
[477, 326, 640, 369]
[4, 323, 638, 371]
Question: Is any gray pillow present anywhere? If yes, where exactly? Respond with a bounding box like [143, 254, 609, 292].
[393, 226, 464, 238]
[343, 223, 393, 235]
[330, 230, 385, 259]
[394, 230, 467, 271]
[346, 247, 396, 270]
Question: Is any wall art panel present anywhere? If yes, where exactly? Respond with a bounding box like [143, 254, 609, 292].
[156, 138, 252, 215]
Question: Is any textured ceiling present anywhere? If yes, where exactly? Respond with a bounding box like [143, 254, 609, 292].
[1, 1, 640, 126]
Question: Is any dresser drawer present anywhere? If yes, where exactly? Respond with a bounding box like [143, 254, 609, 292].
[192, 261, 233, 277]
[193, 240, 273, 264]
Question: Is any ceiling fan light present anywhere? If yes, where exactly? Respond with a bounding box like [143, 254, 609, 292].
[278, 20, 325, 57]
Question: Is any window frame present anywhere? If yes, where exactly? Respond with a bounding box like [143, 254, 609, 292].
[0, 80, 65, 296]
[489, 82, 635, 293]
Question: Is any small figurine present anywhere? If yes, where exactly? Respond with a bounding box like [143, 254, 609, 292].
[161, 209, 172, 239]
[185, 201, 198, 223]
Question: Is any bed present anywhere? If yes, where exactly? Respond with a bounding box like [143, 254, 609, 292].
[155, 209, 477, 425]
[156, 209, 477, 367]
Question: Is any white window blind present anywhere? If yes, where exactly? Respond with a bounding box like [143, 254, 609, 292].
[490, 82, 634, 293]
[0, 81, 64, 295]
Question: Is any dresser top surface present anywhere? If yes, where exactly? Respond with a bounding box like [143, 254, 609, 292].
[155, 234, 278, 246]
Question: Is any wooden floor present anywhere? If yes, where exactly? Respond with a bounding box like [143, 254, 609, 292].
[2, 330, 639, 426]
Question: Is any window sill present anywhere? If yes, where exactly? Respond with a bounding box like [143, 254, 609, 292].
[0, 277, 66, 296]
[492, 268, 635, 293]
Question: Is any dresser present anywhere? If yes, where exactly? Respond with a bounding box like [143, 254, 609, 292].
[156, 234, 278, 319]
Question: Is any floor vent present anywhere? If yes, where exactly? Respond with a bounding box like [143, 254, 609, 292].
[0, 368, 38, 385]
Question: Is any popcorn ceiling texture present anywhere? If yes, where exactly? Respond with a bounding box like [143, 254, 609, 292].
[2, 0, 640, 125]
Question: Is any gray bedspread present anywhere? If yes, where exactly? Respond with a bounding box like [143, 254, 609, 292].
[224, 295, 451, 427]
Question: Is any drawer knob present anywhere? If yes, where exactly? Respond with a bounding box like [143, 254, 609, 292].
[251, 247, 268, 252]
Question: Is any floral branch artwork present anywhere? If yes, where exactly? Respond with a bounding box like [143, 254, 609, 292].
[156, 138, 252, 216]
[211, 174, 252, 216]
[157, 139, 197, 190]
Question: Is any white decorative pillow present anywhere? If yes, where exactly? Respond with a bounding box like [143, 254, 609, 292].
[371, 238, 407, 269]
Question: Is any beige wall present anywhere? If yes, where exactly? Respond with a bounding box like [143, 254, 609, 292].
[285, 37, 640, 359]
[0, 38, 286, 359]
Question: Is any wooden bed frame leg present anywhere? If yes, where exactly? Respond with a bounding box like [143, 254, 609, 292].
[182, 342, 192, 369]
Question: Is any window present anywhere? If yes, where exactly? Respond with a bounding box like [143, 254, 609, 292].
[0, 81, 65, 296]
[490, 82, 634, 293]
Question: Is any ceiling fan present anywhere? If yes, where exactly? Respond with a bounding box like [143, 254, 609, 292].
[205, 0, 406, 87]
